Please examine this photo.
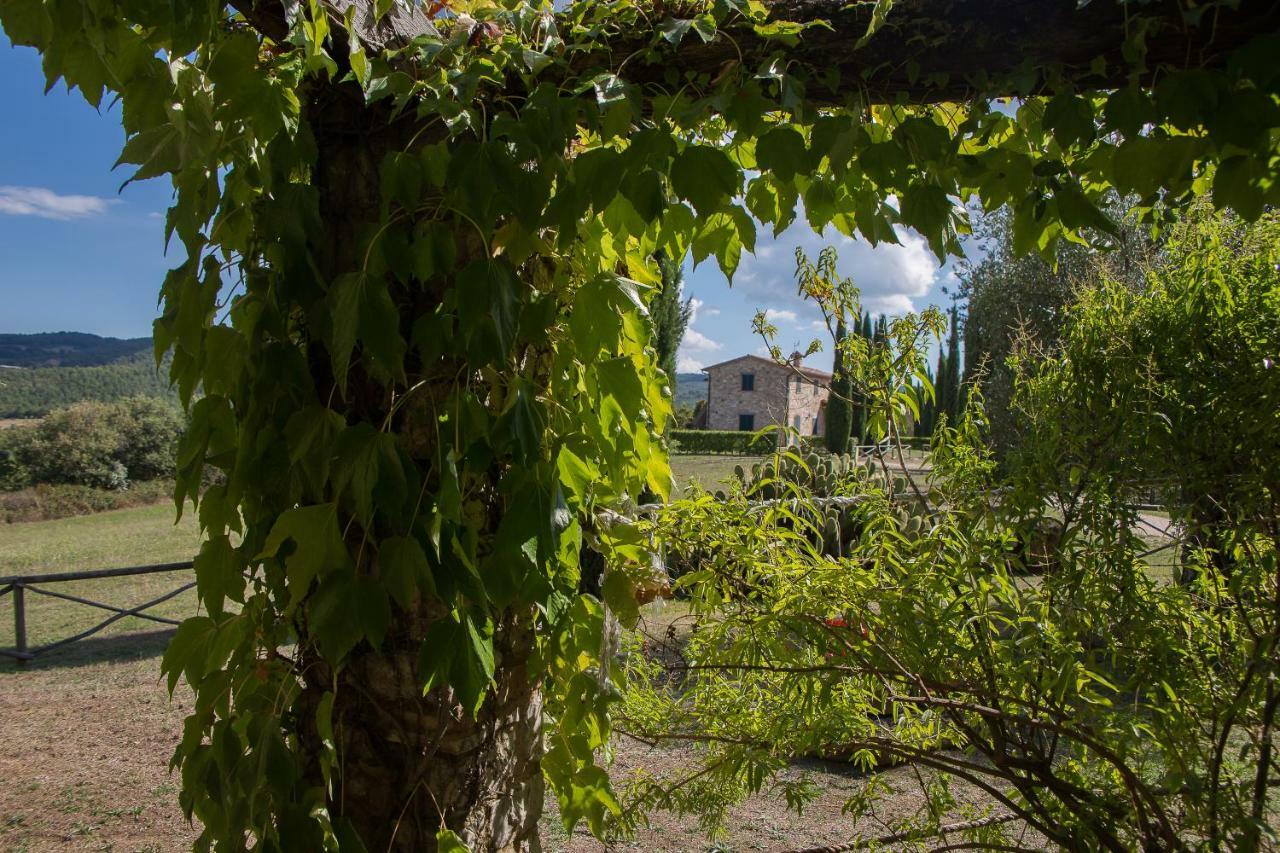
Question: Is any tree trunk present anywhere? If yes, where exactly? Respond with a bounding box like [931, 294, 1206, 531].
[316, 610, 545, 851]
[298, 86, 545, 852]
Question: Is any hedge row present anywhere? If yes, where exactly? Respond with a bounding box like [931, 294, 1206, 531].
[671, 429, 930, 456]
[670, 429, 778, 455]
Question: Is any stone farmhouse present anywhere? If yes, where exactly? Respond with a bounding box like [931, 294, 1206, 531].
[701, 352, 831, 437]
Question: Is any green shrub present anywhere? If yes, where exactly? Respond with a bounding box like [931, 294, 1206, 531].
[670, 429, 778, 455]
[18, 396, 184, 489]
[0, 425, 36, 490]
[116, 395, 185, 480]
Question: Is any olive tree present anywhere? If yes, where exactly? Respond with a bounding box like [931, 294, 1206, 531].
[1, 0, 1277, 849]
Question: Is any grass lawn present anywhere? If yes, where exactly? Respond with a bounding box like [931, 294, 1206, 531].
[669, 453, 765, 493]
[0, 505, 203, 851]
[0, 503, 204, 657]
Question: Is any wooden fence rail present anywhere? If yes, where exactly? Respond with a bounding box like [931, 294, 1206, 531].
[0, 561, 194, 665]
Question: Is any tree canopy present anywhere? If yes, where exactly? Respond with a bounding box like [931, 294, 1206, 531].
[2, 0, 1277, 850]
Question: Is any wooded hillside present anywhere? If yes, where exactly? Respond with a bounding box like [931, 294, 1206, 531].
[0, 332, 151, 367]
[0, 351, 175, 418]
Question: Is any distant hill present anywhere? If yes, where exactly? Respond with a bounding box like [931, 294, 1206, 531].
[674, 372, 708, 410]
[0, 332, 152, 368]
[0, 345, 176, 419]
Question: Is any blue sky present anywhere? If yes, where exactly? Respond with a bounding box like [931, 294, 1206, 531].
[1, 32, 957, 366]
[1, 35, 176, 339]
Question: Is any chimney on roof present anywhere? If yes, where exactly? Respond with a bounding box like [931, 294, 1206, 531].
[789, 351, 804, 368]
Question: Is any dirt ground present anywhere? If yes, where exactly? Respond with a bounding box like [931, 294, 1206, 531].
[0, 636, 1038, 852]
[0, 594, 1047, 853]
[0, 636, 199, 852]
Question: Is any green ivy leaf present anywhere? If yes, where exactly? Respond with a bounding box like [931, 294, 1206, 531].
[201, 326, 246, 396]
[557, 446, 599, 508]
[308, 572, 366, 663]
[856, 0, 896, 48]
[194, 534, 244, 618]
[601, 569, 641, 628]
[115, 125, 181, 186]
[755, 125, 808, 181]
[899, 182, 954, 257]
[670, 145, 739, 216]
[435, 830, 470, 853]
[1213, 156, 1265, 220]
[456, 259, 520, 362]
[1054, 180, 1118, 236]
[1043, 93, 1096, 149]
[381, 535, 436, 609]
[419, 611, 495, 716]
[256, 503, 349, 602]
[499, 380, 545, 465]
[337, 425, 408, 526]
[285, 405, 346, 496]
[162, 616, 216, 695]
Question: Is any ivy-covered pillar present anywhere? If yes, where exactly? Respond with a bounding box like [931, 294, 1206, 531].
[278, 88, 549, 851]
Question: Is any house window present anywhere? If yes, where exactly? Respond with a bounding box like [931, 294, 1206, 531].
[738, 413, 755, 431]
[741, 373, 754, 391]
[795, 376, 804, 391]
[793, 415, 802, 430]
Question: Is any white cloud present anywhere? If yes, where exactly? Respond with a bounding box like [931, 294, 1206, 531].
[862, 293, 916, 315]
[764, 308, 798, 323]
[687, 299, 722, 326]
[682, 328, 723, 352]
[730, 215, 944, 317]
[0, 186, 112, 220]
[677, 355, 705, 372]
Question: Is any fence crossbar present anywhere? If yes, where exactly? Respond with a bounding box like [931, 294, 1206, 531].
[0, 580, 197, 662]
[1, 562, 198, 664]
[23, 582, 189, 626]
[0, 560, 193, 587]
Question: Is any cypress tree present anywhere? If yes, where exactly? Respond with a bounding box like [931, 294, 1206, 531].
[933, 346, 950, 431]
[825, 320, 853, 454]
[943, 305, 963, 423]
[651, 250, 693, 392]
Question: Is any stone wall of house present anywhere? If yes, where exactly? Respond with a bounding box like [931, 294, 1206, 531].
[705, 358, 790, 432]
[704, 357, 830, 437]
[784, 372, 828, 437]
